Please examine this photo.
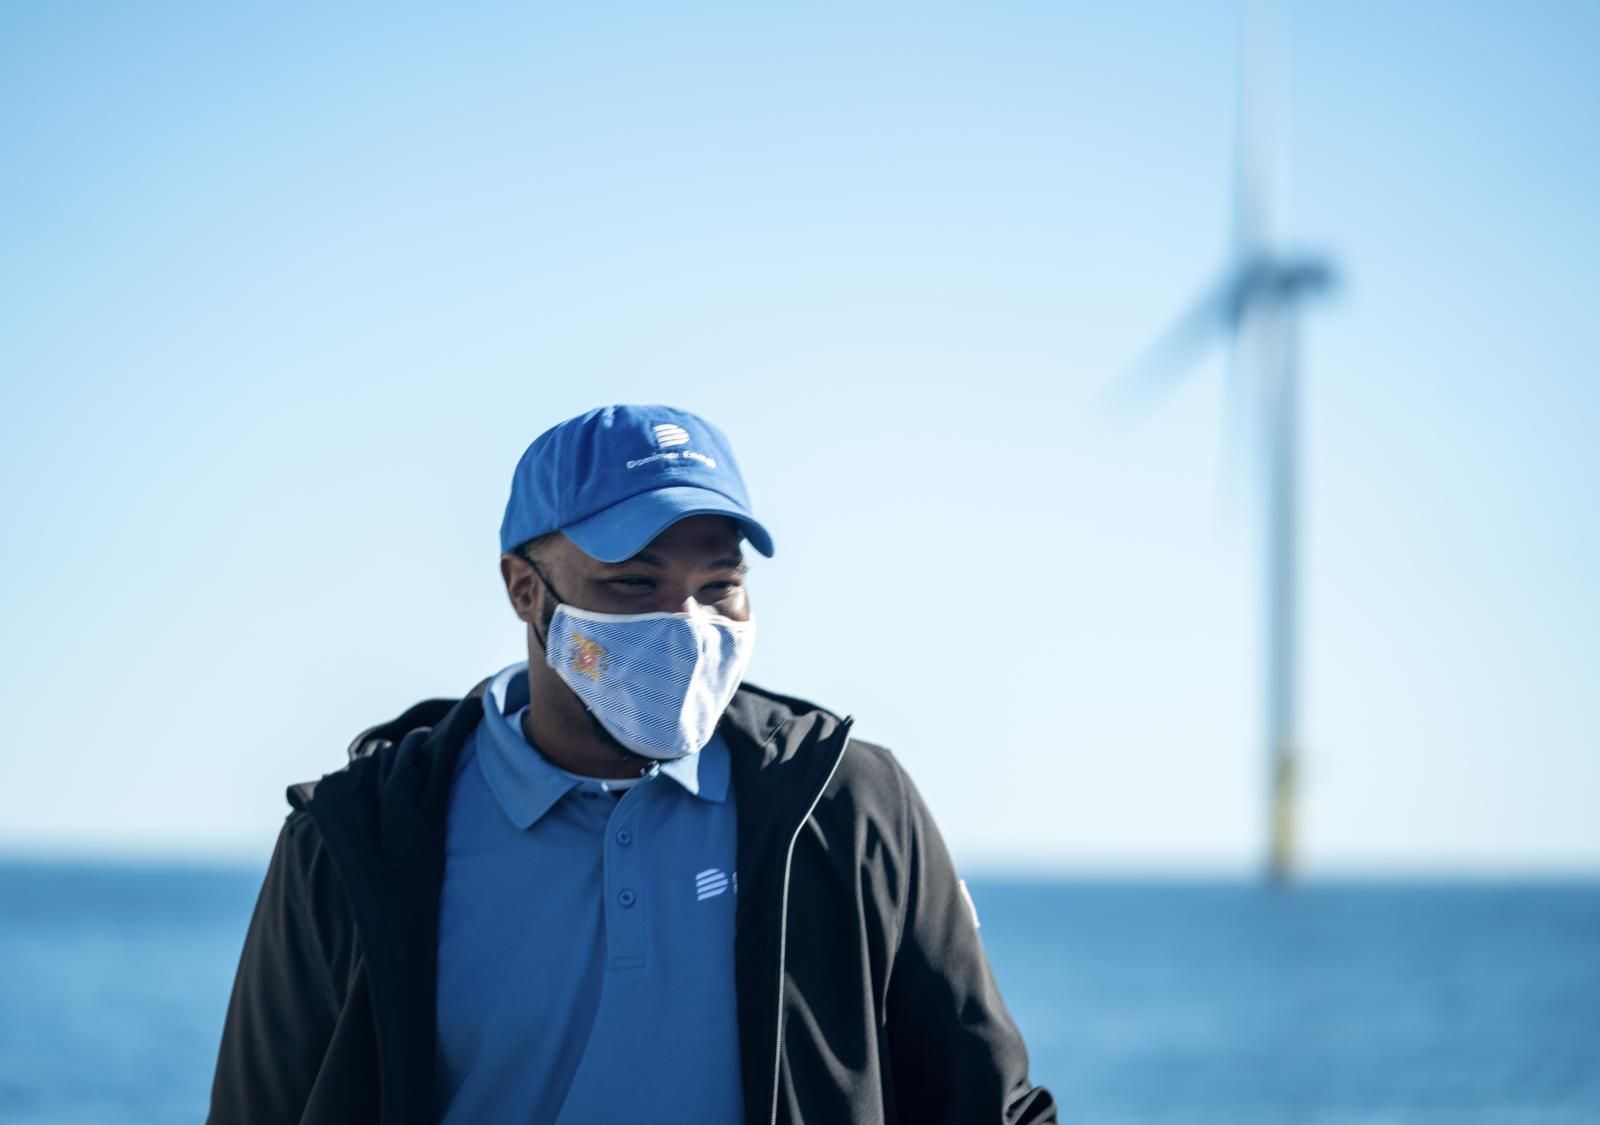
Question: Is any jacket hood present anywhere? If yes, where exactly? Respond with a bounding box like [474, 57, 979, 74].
[290, 677, 848, 861]
[340, 678, 844, 766]
[341, 678, 843, 763]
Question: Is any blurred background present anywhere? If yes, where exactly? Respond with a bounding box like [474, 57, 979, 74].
[2, 1, 1596, 1122]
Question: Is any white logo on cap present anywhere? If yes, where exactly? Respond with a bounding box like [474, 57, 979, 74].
[653, 423, 690, 448]
[625, 423, 716, 470]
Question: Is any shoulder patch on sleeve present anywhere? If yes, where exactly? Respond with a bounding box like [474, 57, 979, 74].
[958, 878, 981, 929]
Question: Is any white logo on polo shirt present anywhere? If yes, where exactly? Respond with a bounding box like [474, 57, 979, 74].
[653, 423, 690, 448]
[695, 867, 735, 901]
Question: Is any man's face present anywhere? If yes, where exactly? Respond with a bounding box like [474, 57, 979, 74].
[501, 514, 751, 637]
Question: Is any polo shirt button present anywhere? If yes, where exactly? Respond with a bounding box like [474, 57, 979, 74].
[618, 888, 637, 907]
[616, 829, 633, 846]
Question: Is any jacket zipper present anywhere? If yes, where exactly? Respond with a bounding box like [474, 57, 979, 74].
[767, 718, 853, 1125]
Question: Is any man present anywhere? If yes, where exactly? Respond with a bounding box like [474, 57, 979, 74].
[210, 404, 1056, 1124]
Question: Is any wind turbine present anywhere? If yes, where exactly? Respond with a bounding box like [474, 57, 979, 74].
[1110, 0, 1337, 885]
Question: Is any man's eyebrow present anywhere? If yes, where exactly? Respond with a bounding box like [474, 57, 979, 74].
[611, 551, 665, 568]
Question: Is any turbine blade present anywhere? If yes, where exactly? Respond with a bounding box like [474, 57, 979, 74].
[1215, 305, 1262, 527]
[1100, 272, 1243, 419]
[1235, 0, 1281, 259]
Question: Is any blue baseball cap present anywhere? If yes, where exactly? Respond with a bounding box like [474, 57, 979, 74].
[499, 404, 775, 562]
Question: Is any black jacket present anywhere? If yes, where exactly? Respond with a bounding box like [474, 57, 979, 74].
[210, 678, 1057, 1125]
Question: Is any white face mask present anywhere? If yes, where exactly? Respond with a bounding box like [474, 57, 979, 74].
[544, 601, 756, 761]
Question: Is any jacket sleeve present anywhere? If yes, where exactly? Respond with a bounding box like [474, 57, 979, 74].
[208, 811, 346, 1124]
[885, 767, 1058, 1124]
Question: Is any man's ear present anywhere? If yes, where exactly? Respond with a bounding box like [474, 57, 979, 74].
[500, 553, 543, 624]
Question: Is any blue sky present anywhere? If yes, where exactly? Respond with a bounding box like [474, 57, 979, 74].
[2, 1, 1595, 873]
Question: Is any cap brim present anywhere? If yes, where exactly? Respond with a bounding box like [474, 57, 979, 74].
[561, 486, 775, 563]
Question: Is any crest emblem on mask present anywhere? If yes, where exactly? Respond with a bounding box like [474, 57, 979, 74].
[568, 631, 610, 682]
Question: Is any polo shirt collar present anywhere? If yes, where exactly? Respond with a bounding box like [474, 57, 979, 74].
[660, 727, 729, 802]
[477, 662, 730, 830]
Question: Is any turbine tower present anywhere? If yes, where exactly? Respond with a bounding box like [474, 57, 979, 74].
[1112, 0, 1337, 884]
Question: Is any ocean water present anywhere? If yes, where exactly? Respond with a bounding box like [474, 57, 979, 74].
[0, 862, 1596, 1124]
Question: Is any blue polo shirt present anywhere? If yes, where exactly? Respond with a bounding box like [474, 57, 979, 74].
[433, 662, 744, 1125]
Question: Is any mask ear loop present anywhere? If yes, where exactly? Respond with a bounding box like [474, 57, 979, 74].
[518, 550, 565, 654]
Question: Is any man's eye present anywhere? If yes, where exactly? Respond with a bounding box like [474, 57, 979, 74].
[607, 577, 655, 591]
